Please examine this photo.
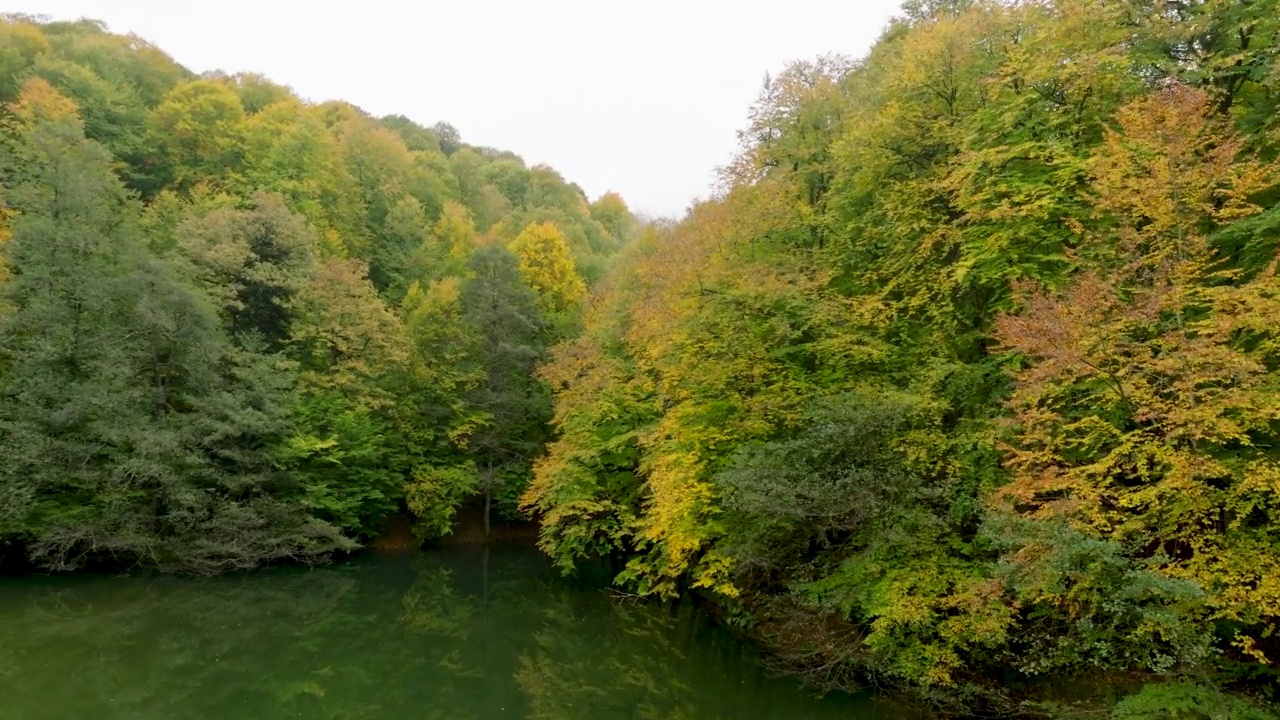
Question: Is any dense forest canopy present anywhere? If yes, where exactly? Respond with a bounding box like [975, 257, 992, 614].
[521, 0, 1280, 714]
[0, 13, 636, 573]
[4, 2, 1280, 717]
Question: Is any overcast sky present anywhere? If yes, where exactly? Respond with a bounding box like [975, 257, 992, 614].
[15, 1, 903, 218]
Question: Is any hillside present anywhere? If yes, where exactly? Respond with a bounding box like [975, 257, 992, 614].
[524, 0, 1280, 714]
[0, 14, 636, 573]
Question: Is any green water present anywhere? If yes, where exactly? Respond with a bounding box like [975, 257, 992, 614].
[0, 543, 924, 720]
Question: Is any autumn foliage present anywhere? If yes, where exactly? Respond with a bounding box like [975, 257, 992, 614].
[0, 15, 627, 570]
[527, 0, 1280, 711]
[4, 4, 1280, 715]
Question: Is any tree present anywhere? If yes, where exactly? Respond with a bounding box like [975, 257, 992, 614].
[282, 257, 411, 534]
[177, 192, 315, 348]
[399, 277, 484, 539]
[521, 291, 656, 572]
[229, 72, 293, 114]
[508, 221, 587, 322]
[144, 79, 246, 192]
[236, 98, 357, 236]
[0, 185, 11, 309]
[369, 195, 431, 298]
[0, 14, 635, 574]
[528, 2, 1280, 702]
[589, 191, 636, 242]
[4, 76, 80, 124]
[0, 19, 50, 101]
[434, 200, 480, 270]
[335, 114, 416, 255]
[459, 244, 551, 537]
[449, 148, 510, 232]
[432, 121, 462, 155]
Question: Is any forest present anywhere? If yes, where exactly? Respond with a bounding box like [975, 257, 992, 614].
[522, 0, 1280, 715]
[0, 12, 636, 574]
[2, 1, 1280, 717]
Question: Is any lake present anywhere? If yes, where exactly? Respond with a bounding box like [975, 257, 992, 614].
[0, 543, 926, 719]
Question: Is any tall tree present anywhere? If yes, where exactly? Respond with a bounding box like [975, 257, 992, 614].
[459, 244, 551, 536]
[398, 277, 484, 539]
[283, 257, 410, 536]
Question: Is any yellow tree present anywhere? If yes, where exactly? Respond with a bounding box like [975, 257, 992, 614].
[6, 76, 80, 126]
[0, 19, 50, 101]
[995, 86, 1280, 664]
[588, 191, 635, 241]
[145, 79, 247, 192]
[433, 200, 480, 270]
[507, 221, 586, 318]
[522, 274, 658, 573]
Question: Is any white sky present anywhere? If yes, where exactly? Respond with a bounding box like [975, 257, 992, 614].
[14, 1, 903, 218]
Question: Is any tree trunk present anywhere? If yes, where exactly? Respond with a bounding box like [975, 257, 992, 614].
[483, 484, 492, 540]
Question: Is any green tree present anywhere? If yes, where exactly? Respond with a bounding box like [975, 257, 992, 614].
[236, 98, 357, 236]
[398, 277, 485, 539]
[588, 191, 636, 242]
[283, 257, 409, 535]
[459, 244, 551, 536]
[177, 192, 315, 348]
[0, 95, 347, 572]
[0, 18, 49, 101]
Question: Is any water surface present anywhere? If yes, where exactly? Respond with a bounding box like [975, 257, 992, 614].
[0, 544, 925, 719]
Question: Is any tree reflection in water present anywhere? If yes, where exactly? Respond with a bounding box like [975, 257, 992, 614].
[0, 544, 922, 719]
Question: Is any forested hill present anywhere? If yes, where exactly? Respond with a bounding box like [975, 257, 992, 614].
[0, 15, 637, 573]
[6, 3, 1280, 716]
[523, 0, 1280, 715]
